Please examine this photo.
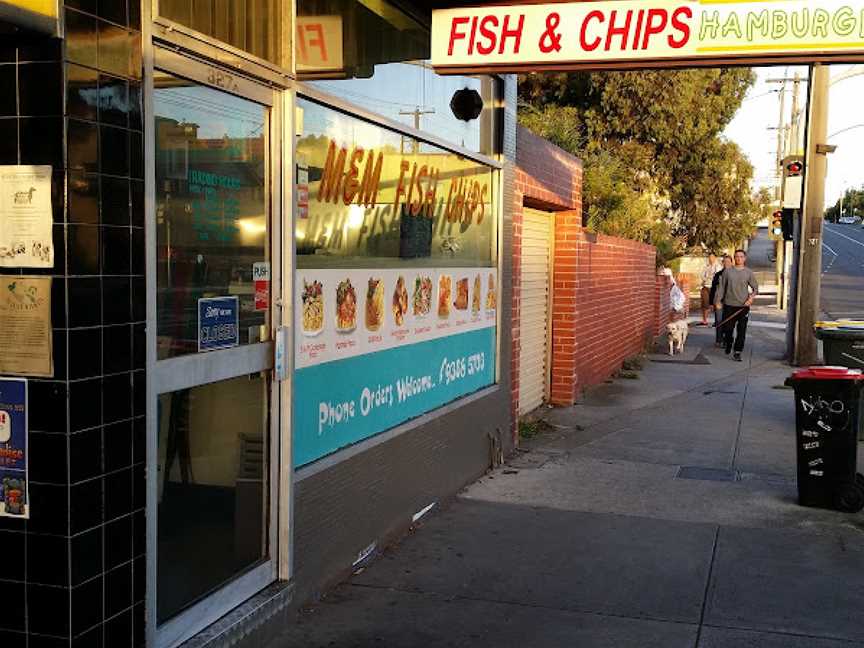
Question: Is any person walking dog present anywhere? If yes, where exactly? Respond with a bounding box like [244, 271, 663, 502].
[709, 255, 733, 347]
[714, 249, 759, 361]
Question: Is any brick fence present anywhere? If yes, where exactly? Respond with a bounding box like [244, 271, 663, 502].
[513, 126, 673, 424]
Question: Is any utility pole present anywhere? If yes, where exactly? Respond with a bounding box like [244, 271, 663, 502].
[767, 75, 791, 309]
[789, 73, 802, 155]
[767, 77, 788, 186]
[399, 106, 435, 154]
[792, 64, 833, 366]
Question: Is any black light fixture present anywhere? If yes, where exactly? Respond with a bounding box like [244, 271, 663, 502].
[450, 88, 484, 122]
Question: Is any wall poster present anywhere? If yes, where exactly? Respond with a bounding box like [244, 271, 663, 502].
[0, 165, 54, 268]
[0, 276, 53, 377]
[0, 377, 28, 518]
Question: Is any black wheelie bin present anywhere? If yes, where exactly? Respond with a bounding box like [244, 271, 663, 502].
[785, 367, 864, 513]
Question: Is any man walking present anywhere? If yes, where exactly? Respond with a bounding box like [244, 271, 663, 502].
[700, 253, 722, 325]
[709, 255, 733, 347]
[714, 249, 759, 361]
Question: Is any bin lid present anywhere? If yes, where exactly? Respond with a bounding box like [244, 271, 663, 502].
[813, 325, 864, 340]
[790, 366, 864, 380]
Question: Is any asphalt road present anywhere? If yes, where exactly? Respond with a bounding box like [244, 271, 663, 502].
[821, 221, 864, 319]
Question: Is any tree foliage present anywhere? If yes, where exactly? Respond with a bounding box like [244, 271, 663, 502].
[518, 69, 760, 255]
[824, 186, 864, 221]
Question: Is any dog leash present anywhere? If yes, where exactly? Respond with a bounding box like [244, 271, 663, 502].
[712, 306, 749, 329]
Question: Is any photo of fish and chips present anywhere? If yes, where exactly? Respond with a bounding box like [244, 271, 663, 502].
[453, 278, 469, 311]
[392, 276, 409, 327]
[438, 275, 452, 319]
[336, 278, 357, 332]
[486, 273, 497, 311]
[472, 275, 481, 315]
[301, 279, 324, 335]
[413, 276, 432, 318]
[365, 277, 385, 332]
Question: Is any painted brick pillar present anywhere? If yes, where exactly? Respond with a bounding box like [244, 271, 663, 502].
[549, 210, 581, 406]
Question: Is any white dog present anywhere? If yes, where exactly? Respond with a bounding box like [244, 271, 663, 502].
[666, 320, 689, 356]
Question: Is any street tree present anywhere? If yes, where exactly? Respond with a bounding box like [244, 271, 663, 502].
[825, 186, 864, 221]
[518, 68, 758, 252]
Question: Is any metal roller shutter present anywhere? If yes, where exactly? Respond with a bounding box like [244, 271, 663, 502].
[518, 208, 553, 415]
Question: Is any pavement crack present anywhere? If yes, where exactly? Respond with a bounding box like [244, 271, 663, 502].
[693, 526, 721, 648]
[348, 582, 698, 628]
[729, 348, 753, 472]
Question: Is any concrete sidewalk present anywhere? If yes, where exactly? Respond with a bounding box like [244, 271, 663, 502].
[272, 311, 864, 648]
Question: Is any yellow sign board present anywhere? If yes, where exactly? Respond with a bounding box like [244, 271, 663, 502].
[432, 0, 864, 72]
[0, 0, 59, 35]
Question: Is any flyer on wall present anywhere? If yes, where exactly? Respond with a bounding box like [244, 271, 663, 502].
[294, 267, 498, 466]
[0, 165, 54, 268]
[0, 378, 28, 519]
[0, 276, 53, 377]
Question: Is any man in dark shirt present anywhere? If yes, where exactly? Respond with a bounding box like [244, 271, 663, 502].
[714, 249, 759, 361]
[709, 255, 733, 347]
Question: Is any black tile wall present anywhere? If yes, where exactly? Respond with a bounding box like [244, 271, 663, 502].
[0, 5, 145, 645]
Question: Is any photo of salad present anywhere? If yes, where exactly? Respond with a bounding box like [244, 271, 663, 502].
[393, 276, 409, 327]
[486, 273, 497, 311]
[472, 275, 481, 315]
[365, 277, 384, 331]
[301, 279, 324, 336]
[454, 278, 469, 311]
[413, 276, 432, 318]
[336, 278, 357, 332]
[438, 275, 452, 318]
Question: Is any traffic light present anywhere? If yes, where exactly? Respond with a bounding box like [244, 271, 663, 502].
[785, 160, 803, 176]
[770, 210, 783, 239]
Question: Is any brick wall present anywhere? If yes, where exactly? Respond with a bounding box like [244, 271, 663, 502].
[557, 232, 658, 402]
[513, 126, 668, 416]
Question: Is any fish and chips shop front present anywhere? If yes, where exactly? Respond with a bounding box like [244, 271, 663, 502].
[0, 0, 513, 645]
[289, 0, 515, 616]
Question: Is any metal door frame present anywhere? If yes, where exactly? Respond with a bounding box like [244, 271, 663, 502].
[144, 40, 291, 648]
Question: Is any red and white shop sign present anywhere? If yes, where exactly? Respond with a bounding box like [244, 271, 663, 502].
[296, 15, 344, 73]
[432, 0, 864, 72]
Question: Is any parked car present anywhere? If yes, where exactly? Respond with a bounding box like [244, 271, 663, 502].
[838, 215, 857, 224]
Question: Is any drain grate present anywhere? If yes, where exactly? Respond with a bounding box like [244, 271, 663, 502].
[676, 466, 739, 482]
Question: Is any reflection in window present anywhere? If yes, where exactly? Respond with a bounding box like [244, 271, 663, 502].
[296, 98, 496, 269]
[297, 0, 500, 156]
[154, 72, 270, 360]
[157, 374, 270, 623]
[159, 0, 284, 65]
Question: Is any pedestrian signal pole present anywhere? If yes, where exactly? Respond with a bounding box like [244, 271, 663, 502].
[792, 64, 833, 366]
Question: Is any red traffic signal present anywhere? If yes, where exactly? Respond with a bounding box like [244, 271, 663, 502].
[785, 160, 803, 176]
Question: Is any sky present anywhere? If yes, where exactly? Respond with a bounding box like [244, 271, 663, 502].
[723, 64, 864, 211]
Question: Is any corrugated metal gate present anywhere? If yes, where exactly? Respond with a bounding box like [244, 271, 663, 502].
[518, 208, 553, 415]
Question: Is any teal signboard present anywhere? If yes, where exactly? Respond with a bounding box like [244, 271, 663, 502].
[294, 327, 496, 467]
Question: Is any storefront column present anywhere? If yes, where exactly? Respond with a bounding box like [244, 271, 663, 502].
[0, 2, 146, 646]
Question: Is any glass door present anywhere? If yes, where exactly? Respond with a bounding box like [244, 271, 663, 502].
[149, 48, 281, 647]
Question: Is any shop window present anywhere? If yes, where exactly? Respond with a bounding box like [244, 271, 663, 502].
[296, 98, 496, 270]
[158, 0, 284, 65]
[297, 0, 500, 156]
[157, 373, 270, 622]
[154, 71, 270, 360]
[293, 97, 499, 468]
